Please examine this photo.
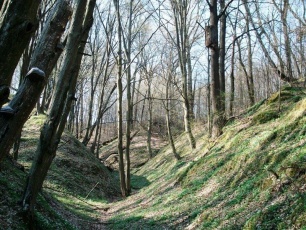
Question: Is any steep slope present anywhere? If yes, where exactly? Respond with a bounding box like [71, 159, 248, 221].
[0, 114, 120, 229]
[100, 86, 306, 229]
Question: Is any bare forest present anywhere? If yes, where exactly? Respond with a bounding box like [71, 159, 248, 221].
[0, 0, 306, 229]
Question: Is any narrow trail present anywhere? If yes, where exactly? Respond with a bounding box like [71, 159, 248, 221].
[75, 135, 168, 229]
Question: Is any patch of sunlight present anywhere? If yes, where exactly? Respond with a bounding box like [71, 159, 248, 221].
[249, 130, 276, 150]
[286, 98, 306, 121]
[196, 178, 219, 198]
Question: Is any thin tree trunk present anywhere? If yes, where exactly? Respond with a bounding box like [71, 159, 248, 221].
[166, 73, 180, 160]
[207, 51, 212, 137]
[124, 0, 134, 195]
[246, 12, 255, 106]
[171, 0, 196, 149]
[229, 36, 235, 117]
[147, 78, 153, 158]
[219, 0, 226, 118]
[113, 0, 127, 197]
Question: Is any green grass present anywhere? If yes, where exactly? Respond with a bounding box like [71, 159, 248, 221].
[105, 86, 306, 229]
[2, 86, 306, 229]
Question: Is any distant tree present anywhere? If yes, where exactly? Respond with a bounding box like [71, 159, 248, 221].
[242, 0, 292, 83]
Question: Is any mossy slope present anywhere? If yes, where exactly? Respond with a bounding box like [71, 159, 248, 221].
[105, 87, 306, 229]
[0, 114, 120, 229]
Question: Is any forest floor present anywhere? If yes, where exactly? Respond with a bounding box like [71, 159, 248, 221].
[95, 86, 306, 230]
[1, 86, 306, 229]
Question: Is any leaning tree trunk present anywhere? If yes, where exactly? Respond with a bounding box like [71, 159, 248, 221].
[0, 0, 71, 163]
[0, 0, 41, 108]
[21, 0, 93, 225]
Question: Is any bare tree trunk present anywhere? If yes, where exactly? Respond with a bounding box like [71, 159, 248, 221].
[124, 0, 134, 195]
[246, 13, 255, 106]
[186, 36, 194, 119]
[281, 0, 293, 80]
[166, 73, 180, 160]
[171, 0, 196, 149]
[147, 81, 153, 158]
[113, 0, 127, 198]
[207, 51, 212, 137]
[21, 0, 92, 224]
[0, 0, 71, 163]
[207, 0, 222, 137]
[0, 0, 41, 107]
[229, 35, 235, 117]
[219, 0, 226, 119]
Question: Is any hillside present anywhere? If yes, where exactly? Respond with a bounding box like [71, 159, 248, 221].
[0, 114, 120, 229]
[0, 86, 306, 229]
[98, 86, 306, 229]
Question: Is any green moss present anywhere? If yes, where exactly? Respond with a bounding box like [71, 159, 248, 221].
[252, 110, 279, 125]
[246, 99, 266, 116]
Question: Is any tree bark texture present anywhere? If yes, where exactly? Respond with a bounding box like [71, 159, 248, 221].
[0, 0, 71, 163]
[0, 0, 41, 107]
[21, 0, 91, 223]
[207, 0, 223, 137]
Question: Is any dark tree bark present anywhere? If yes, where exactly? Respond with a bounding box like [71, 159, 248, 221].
[0, 0, 41, 107]
[21, 0, 93, 224]
[206, 0, 233, 137]
[207, 0, 222, 137]
[0, 0, 71, 163]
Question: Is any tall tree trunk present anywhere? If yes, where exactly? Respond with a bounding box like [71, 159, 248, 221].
[207, 50, 212, 137]
[219, 0, 226, 119]
[186, 36, 194, 120]
[21, 0, 93, 224]
[229, 35, 235, 117]
[171, 0, 196, 149]
[113, 0, 127, 198]
[207, 0, 222, 137]
[0, 0, 71, 163]
[122, 0, 134, 195]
